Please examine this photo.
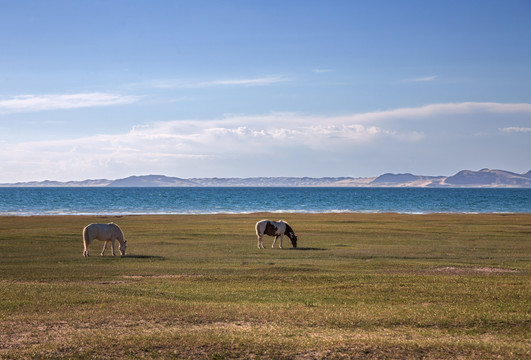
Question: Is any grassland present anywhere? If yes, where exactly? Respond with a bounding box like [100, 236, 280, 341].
[0, 213, 530, 359]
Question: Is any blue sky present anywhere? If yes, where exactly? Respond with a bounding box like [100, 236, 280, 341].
[1, 0, 530, 182]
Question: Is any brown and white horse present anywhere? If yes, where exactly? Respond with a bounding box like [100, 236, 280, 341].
[83, 223, 127, 257]
[255, 219, 298, 249]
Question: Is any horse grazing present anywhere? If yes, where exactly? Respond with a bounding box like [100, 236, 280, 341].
[83, 223, 127, 257]
[255, 219, 298, 249]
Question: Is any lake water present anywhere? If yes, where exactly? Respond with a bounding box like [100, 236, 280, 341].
[0, 187, 529, 215]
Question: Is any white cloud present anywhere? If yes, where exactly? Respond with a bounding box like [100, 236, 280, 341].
[132, 75, 290, 89]
[117, 102, 531, 153]
[0, 112, 405, 180]
[192, 75, 290, 87]
[0, 93, 139, 113]
[336, 102, 531, 124]
[500, 126, 531, 133]
[1, 101, 530, 181]
[404, 75, 439, 82]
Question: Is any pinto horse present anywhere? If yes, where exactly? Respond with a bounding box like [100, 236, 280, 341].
[83, 223, 127, 257]
[255, 219, 298, 249]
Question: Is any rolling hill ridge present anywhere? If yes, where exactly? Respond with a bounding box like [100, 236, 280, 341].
[2, 169, 530, 188]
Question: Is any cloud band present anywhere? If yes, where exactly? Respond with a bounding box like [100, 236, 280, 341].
[0, 93, 139, 113]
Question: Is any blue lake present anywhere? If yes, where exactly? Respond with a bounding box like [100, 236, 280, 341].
[0, 187, 529, 215]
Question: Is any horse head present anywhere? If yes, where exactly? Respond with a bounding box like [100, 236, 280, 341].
[288, 233, 298, 248]
[119, 240, 127, 256]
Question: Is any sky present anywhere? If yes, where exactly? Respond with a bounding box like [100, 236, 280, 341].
[0, 0, 530, 182]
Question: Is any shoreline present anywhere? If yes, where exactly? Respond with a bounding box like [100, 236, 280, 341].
[1, 212, 530, 219]
[2, 210, 531, 216]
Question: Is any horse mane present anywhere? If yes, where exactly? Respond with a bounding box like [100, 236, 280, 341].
[284, 223, 294, 236]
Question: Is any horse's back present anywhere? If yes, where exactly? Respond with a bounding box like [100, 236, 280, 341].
[256, 219, 288, 236]
[84, 223, 122, 240]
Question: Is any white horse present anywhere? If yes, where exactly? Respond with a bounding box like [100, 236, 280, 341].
[83, 223, 127, 257]
[255, 219, 298, 249]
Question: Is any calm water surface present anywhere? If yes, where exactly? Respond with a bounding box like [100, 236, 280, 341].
[0, 187, 529, 215]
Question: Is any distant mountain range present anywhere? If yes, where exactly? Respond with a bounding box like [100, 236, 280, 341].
[1, 169, 530, 188]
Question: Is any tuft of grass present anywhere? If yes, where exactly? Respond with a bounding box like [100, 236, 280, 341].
[0, 213, 530, 359]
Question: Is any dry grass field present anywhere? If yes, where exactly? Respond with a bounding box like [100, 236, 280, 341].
[0, 213, 530, 359]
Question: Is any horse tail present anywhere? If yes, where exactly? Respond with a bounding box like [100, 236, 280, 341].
[83, 225, 89, 243]
[82, 225, 90, 256]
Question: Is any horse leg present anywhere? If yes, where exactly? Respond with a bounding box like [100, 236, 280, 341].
[257, 234, 264, 249]
[101, 241, 108, 256]
[279, 234, 285, 249]
[111, 238, 116, 256]
[272, 236, 278, 248]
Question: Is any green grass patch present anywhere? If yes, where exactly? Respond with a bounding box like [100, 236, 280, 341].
[0, 213, 530, 359]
